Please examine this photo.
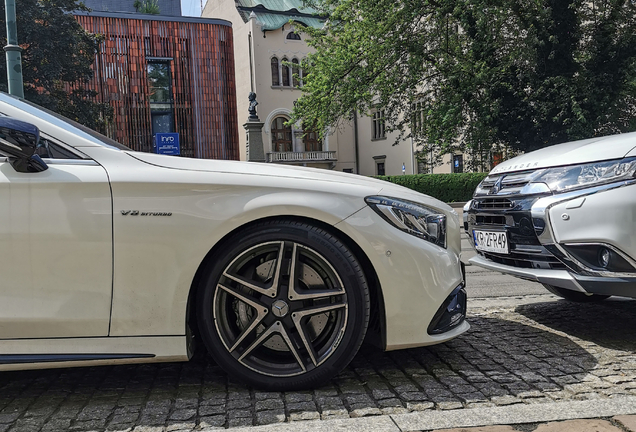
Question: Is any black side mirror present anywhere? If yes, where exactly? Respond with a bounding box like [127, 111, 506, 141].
[0, 117, 48, 172]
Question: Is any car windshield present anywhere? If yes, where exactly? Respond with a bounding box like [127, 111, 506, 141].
[0, 92, 130, 151]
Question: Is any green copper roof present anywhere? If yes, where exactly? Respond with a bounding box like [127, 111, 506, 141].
[238, 10, 324, 30]
[236, 0, 325, 30]
[236, 0, 317, 14]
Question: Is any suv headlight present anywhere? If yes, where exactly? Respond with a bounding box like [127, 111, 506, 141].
[365, 196, 447, 248]
[533, 157, 636, 193]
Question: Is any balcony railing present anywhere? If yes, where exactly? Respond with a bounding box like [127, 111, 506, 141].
[267, 151, 337, 163]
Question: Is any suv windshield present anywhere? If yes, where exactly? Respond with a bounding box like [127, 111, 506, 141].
[0, 92, 130, 151]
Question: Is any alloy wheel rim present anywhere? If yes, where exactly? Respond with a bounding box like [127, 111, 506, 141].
[213, 241, 349, 377]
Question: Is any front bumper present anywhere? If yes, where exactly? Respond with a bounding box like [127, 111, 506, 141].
[466, 180, 636, 297]
[338, 205, 469, 350]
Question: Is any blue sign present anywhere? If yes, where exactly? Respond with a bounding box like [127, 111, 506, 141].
[155, 133, 180, 155]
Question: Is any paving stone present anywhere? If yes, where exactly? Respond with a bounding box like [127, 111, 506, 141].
[284, 393, 314, 403]
[437, 400, 464, 410]
[225, 398, 251, 410]
[197, 404, 225, 416]
[289, 410, 321, 421]
[614, 415, 636, 431]
[377, 398, 404, 408]
[491, 395, 523, 406]
[169, 409, 196, 421]
[320, 409, 349, 420]
[166, 421, 195, 432]
[131, 426, 165, 432]
[349, 407, 382, 417]
[255, 410, 285, 425]
[197, 415, 225, 429]
[227, 417, 253, 428]
[255, 399, 284, 411]
[534, 419, 623, 431]
[372, 389, 396, 399]
[435, 427, 517, 432]
[406, 401, 435, 411]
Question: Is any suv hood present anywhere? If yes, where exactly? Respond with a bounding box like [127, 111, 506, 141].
[490, 132, 636, 175]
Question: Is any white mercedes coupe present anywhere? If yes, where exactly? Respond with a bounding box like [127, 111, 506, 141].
[0, 93, 468, 390]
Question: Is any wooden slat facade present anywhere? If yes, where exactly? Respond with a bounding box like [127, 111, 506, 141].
[74, 14, 239, 160]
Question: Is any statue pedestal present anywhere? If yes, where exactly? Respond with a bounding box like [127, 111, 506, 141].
[244, 120, 265, 162]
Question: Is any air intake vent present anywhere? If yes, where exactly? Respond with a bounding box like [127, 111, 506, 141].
[477, 198, 513, 209]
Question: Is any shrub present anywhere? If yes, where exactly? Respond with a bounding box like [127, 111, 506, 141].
[375, 173, 488, 203]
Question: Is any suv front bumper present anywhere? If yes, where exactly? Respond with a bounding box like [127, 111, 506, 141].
[466, 180, 636, 298]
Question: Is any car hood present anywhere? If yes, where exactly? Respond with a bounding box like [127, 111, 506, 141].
[490, 132, 636, 175]
[126, 152, 453, 212]
[128, 151, 385, 188]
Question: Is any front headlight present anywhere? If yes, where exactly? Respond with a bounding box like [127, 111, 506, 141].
[365, 196, 447, 248]
[533, 157, 636, 193]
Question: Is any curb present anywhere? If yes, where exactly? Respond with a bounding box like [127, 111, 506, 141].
[225, 396, 636, 432]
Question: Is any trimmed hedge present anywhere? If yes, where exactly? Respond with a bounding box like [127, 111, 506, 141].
[375, 173, 489, 203]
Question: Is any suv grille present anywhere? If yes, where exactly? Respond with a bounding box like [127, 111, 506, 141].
[476, 198, 513, 209]
[475, 170, 542, 196]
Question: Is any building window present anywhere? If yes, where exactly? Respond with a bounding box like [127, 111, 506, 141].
[271, 57, 280, 86]
[303, 126, 321, 151]
[281, 57, 290, 87]
[148, 61, 171, 104]
[271, 116, 292, 152]
[147, 61, 174, 136]
[343, 168, 353, 173]
[372, 109, 386, 140]
[292, 58, 300, 87]
[376, 162, 385, 176]
[286, 32, 301, 40]
[411, 101, 425, 136]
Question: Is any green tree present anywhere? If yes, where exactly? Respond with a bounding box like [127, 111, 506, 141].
[0, 0, 113, 131]
[291, 0, 636, 168]
[134, 0, 160, 14]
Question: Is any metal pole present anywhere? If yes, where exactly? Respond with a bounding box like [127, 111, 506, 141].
[4, 0, 24, 98]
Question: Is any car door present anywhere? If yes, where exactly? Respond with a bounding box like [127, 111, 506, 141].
[0, 136, 113, 339]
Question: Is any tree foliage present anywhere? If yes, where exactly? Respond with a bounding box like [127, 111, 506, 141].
[0, 0, 113, 131]
[134, 0, 161, 14]
[291, 0, 636, 168]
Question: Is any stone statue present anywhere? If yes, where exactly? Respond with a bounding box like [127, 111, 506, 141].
[248, 92, 259, 121]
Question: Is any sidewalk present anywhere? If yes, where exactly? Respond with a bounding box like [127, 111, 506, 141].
[227, 398, 636, 431]
[437, 416, 636, 432]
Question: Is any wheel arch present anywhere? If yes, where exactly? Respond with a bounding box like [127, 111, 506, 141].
[185, 215, 386, 352]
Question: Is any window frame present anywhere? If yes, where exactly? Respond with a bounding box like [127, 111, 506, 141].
[372, 109, 386, 140]
[271, 116, 293, 153]
[271, 56, 280, 86]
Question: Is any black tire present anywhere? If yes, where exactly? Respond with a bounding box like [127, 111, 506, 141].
[197, 220, 370, 390]
[542, 284, 610, 302]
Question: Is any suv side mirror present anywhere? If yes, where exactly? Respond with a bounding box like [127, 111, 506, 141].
[0, 117, 48, 173]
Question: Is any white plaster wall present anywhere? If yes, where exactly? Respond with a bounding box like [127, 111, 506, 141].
[202, 0, 252, 161]
[356, 113, 416, 176]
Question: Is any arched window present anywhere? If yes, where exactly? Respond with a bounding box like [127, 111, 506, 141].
[292, 58, 300, 87]
[286, 32, 301, 40]
[303, 126, 322, 152]
[271, 57, 280, 86]
[281, 57, 290, 87]
[271, 116, 292, 152]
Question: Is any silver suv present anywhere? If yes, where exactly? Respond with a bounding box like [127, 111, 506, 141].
[465, 132, 636, 301]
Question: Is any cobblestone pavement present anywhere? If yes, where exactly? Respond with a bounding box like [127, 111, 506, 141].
[1, 296, 636, 432]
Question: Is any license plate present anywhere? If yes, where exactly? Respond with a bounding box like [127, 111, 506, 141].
[473, 230, 509, 254]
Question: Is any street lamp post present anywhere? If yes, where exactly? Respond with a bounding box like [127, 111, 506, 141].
[4, 0, 24, 98]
